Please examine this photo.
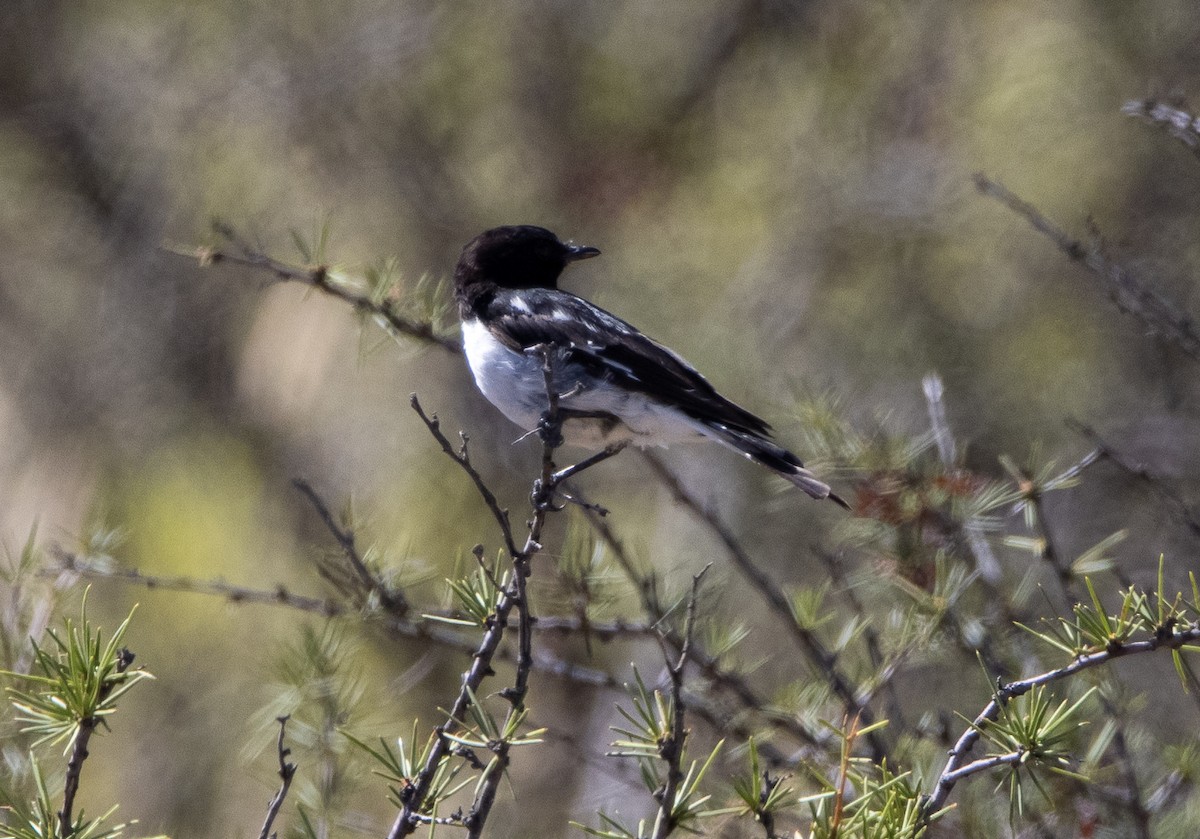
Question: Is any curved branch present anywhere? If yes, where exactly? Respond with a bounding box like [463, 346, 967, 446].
[640, 452, 886, 761]
[258, 716, 297, 839]
[163, 226, 459, 353]
[973, 173, 1200, 361]
[922, 624, 1200, 821]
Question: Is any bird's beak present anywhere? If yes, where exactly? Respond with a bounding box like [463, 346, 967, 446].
[565, 242, 601, 262]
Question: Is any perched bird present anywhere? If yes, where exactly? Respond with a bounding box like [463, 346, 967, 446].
[454, 225, 846, 507]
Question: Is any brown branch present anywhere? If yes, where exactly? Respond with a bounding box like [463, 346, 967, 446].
[1023, 471, 1153, 839]
[258, 716, 297, 839]
[49, 548, 343, 616]
[921, 623, 1200, 822]
[464, 348, 570, 839]
[46, 550, 623, 687]
[163, 224, 459, 353]
[292, 479, 409, 617]
[639, 452, 886, 761]
[409, 395, 520, 560]
[577, 489, 833, 754]
[973, 173, 1200, 361]
[59, 647, 134, 838]
[394, 353, 575, 839]
[1123, 99, 1200, 158]
[1069, 419, 1200, 542]
[652, 567, 708, 839]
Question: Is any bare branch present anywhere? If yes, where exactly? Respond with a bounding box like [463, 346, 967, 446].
[651, 567, 708, 839]
[59, 647, 134, 838]
[973, 173, 1200, 361]
[292, 478, 409, 616]
[577, 489, 833, 754]
[409, 394, 520, 560]
[163, 225, 459, 353]
[922, 623, 1200, 821]
[1069, 419, 1200, 542]
[639, 451, 886, 761]
[50, 548, 343, 616]
[394, 351, 570, 839]
[47, 550, 623, 689]
[258, 716, 298, 839]
[1123, 99, 1200, 158]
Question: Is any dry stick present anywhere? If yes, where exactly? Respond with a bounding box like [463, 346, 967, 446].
[1122, 99, 1200, 159]
[59, 648, 134, 839]
[388, 396, 548, 839]
[50, 548, 344, 616]
[920, 624, 1200, 823]
[395, 349, 608, 839]
[652, 567, 709, 839]
[577, 490, 832, 757]
[410, 395, 521, 561]
[293, 478, 409, 616]
[1025, 488, 1153, 839]
[1069, 420, 1200, 543]
[638, 452, 887, 762]
[46, 552, 632, 689]
[464, 348, 569, 839]
[167, 224, 459, 353]
[973, 173, 1200, 362]
[259, 716, 298, 839]
[922, 374, 1000, 584]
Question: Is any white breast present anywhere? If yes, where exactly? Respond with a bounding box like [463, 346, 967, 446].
[461, 319, 546, 430]
[460, 318, 708, 449]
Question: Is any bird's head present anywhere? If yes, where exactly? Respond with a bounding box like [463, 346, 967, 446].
[455, 226, 600, 294]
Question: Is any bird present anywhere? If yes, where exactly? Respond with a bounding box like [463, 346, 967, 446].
[453, 225, 846, 507]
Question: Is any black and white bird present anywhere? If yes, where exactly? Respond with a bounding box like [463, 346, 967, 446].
[454, 225, 846, 507]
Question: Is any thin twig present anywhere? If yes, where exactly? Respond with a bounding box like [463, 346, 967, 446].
[1122, 99, 1200, 158]
[49, 551, 655, 635]
[292, 479, 409, 616]
[258, 716, 298, 839]
[973, 173, 1200, 361]
[1024, 480, 1152, 839]
[922, 374, 1001, 584]
[409, 394, 520, 560]
[921, 623, 1200, 821]
[59, 648, 134, 838]
[49, 548, 343, 615]
[397, 351, 607, 839]
[651, 566, 709, 839]
[165, 225, 459, 353]
[577, 489, 832, 753]
[639, 452, 886, 761]
[463, 348, 567, 839]
[1068, 419, 1200, 542]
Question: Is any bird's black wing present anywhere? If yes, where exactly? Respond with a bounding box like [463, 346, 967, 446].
[484, 288, 772, 437]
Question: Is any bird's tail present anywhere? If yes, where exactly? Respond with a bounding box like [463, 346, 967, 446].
[708, 426, 849, 509]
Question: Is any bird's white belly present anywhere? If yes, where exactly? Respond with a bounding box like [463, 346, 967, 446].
[461, 319, 705, 449]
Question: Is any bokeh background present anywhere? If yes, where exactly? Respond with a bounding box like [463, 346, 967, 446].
[2, 1, 1200, 837]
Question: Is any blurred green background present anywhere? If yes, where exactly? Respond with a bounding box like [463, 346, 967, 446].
[2, 1, 1200, 836]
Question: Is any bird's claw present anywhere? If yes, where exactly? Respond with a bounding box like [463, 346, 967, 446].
[531, 478, 565, 512]
[537, 411, 564, 449]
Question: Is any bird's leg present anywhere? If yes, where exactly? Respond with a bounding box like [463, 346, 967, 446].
[535, 406, 618, 448]
[550, 442, 628, 484]
[531, 442, 628, 511]
[536, 410, 565, 450]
